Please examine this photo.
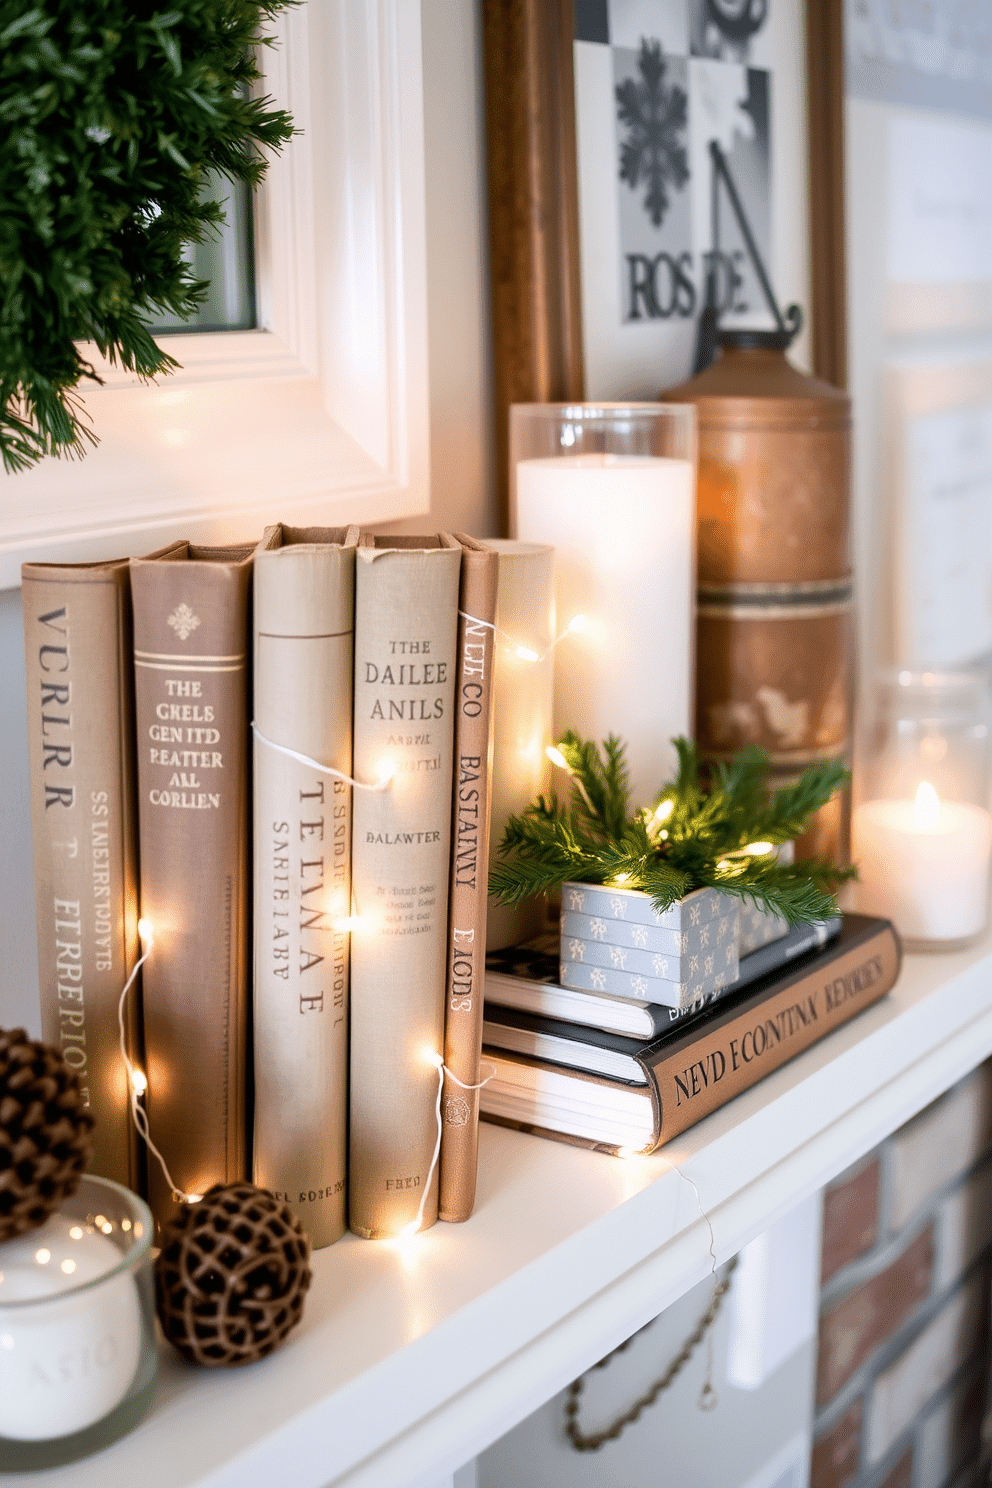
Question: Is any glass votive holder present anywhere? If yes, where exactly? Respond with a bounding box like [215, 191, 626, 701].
[853, 669, 992, 950]
[0, 1174, 157, 1470]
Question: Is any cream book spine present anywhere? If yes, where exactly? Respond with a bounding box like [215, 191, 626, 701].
[348, 534, 462, 1239]
[252, 525, 358, 1249]
[438, 537, 498, 1222]
[21, 560, 142, 1190]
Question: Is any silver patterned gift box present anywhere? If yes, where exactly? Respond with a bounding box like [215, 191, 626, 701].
[558, 882, 741, 1009]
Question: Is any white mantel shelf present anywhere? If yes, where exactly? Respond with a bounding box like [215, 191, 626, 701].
[22, 932, 992, 1488]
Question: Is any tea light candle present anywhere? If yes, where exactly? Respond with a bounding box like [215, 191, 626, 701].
[0, 1210, 143, 1441]
[853, 781, 992, 945]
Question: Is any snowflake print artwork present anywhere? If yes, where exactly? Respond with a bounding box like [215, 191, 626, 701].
[616, 41, 689, 229]
[613, 40, 693, 324]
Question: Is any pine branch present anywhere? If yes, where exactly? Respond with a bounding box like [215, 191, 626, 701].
[490, 732, 855, 927]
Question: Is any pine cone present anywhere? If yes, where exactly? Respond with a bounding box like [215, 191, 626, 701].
[0, 1026, 95, 1241]
[156, 1183, 312, 1366]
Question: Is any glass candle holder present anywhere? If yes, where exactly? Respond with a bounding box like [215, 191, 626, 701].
[0, 1174, 157, 1470]
[853, 670, 992, 950]
[510, 403, 697, 809]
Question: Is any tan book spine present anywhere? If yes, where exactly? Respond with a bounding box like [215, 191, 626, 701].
[645, 918, 901, 1144]
[130, 542, 255, 1230]
[349, 535, 462, 1239]
[438, 538, 498, 1222]
[20, 561, 141, 1189]
[252, 525, 358, 1249]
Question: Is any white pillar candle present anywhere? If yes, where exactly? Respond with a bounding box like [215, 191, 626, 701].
[0, 1211, 143, 1441]
[515, 454, 695, 807]
[853, 781, 992, 944]
[486, 540, 555, 950]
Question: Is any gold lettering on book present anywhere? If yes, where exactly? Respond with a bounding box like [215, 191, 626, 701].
[53, 897, 89, 1102]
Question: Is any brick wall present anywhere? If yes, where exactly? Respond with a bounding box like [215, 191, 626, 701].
[811, 1063, 992, 1488]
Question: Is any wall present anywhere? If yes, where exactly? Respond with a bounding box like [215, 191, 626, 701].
[811, 1064, 992, 1488]
[0, 0, 494, 1036]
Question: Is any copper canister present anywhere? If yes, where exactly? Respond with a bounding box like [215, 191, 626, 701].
[665, 335, 853, 863]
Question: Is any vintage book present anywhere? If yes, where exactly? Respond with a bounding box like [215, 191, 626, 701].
[485, 918, 841, 1040]
[438, 536, 499, 1224]
[349, 534, 462, 1239]
[130, 541, 255, 1229]
[252, 525, 359, 1249]
[480, 915, 899, 1153]
[21, 558, 150, 1189]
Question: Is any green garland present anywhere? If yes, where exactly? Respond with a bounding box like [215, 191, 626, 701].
[489, 734, 856, 926]
[0, 1, 295, 473]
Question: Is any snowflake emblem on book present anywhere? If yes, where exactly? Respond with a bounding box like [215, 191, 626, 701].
[717, 916, 728, 942]
[589, 917, 607, 941]
[609, 946, 628, 969]
[632, 925, 648, 948]
[726, 943, 736, 964]
[652, 954, 669, 977]
[167, 603, 201, 642]
[691, 983, 703, 1000]
[689, 954, 700, 975]
[568, 939, 585, 961]
[679, 932, 689, 954]
[567, 886, 586, 911]
[609, 897, 626, 919]
[590, 968, 606, 990]
[699, 924, 710, 948]
[704, 955, 714, 975]
[689, 902, 701, 926]
[630, 976, 647, 996]
[714, 972, 725, 990]
[616, 39, 689, 228]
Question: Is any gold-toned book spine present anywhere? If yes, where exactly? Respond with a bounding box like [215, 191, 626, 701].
[348, 535, 462, 1239]
[130, 542, 255, 1230]
[438, 537, 498, 1223]
[252, 525, 358, 1249]
[21, 561, 142, 1190]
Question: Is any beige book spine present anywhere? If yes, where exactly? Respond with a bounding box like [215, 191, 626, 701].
[438, 538, 498, 1222]
[130, 543, 254, 1230]
[21, 562, 141, 1190]
[252, 525, 358, 1249]
[348, 535, 462, 1239]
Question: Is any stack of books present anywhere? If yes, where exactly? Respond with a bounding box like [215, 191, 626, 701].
[479, 911, 901, 1154]
[21, 528, 499, 1246]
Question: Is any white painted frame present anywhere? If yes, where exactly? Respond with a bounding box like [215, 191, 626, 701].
[0, 0, 429, 588]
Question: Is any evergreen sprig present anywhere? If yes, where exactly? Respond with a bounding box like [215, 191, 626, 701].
[489, 733, 856, 926]
[0, 0, 296, 473]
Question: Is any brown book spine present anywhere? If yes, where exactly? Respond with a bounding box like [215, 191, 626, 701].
[130, 543, 255, 1229]
[644, 919, 901, 1146]
[438, 538, 498, 1222]
[21, 561, 141, 1189]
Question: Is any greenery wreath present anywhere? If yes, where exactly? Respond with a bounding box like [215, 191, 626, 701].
[0, 1, 294, 474]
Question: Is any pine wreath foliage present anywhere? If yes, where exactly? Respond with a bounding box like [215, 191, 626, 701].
[0, 0, 295, 473]
[489, 733, 856, 926]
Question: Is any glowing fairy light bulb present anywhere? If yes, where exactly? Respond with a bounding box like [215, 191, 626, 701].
[546, 745, 569, 770]
[376, 759, 396, 788]
[647, 799, 674, 835]
[612, 873, 631, 885]
[566, 613, 589, 635]
[137, 918, 154, 946]
[514, 644, 540, 663]
[129, 1068, 148, 1096]
[742, 841, 774, 856]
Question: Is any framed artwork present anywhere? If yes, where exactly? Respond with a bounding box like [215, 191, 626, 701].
[0, 1, 432, 587]
[483, 0, 846, 531]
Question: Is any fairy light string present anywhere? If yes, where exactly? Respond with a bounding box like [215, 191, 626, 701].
[459, 610, 589, 665]
[399, 1054, 497, 1239]
[117, 920, 202, 1205]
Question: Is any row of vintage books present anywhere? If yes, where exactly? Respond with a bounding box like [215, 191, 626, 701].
[23, 527, 497, 1247]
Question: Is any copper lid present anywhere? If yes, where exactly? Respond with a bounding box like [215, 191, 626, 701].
[663, 346, 850, 430]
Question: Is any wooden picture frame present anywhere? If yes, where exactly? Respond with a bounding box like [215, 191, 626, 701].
[483, 0, 848, 534]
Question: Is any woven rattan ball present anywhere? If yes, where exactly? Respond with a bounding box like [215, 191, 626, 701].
[0, 1025, 96, 1242]
[155, 1182, 312, 1366]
